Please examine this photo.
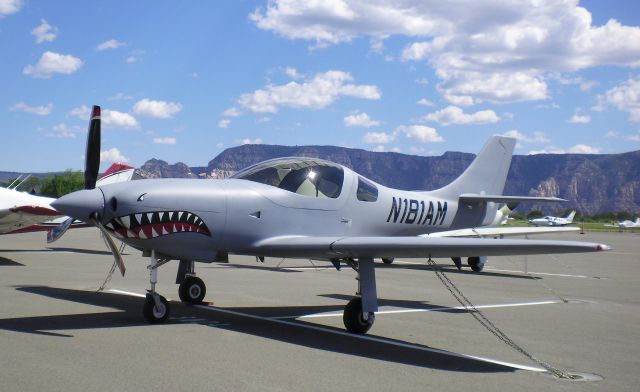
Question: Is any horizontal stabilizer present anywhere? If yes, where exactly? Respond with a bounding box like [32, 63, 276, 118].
[459, 194, 566, 203]
[426, 226, 580, 238]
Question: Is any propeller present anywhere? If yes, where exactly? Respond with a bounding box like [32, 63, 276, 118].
[90, 213, 126, 276]
[48, 106, 102, 244]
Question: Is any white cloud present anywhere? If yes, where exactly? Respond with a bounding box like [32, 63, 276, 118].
[502, 130, 549, 144]
[423, 105, 500, 125]
[362, 131, 395, 144]
[623, 132, 640, 142]
[153, 137, 177, 145]
[0, 0, 22, 16]
[103, 110, 138, 128]
[417, 98, 434, 107]
[605, 130, 618, 139]
[132, 99, 182, 118]
[43, 123, 80, 138]
[222, 107, 241, 117]
[596, 78, 640, 123]
[373, 145, 385, 152]
[108, 92, 134, 101]
[216, 142, 224, 148]
[69, 105, 138, 128]
[344, 112, 379, 128]
[239, 138, 262, 145]
[31, 19, 58, 43]
[218, 119, 231, 129]
[251, 1, 640, 105]
[9, 102, 53, 116]
[397, 125, 443, 143]
[568, 114, 591, 124]
[23, 51, 83, 78]
[237, 70, 380, 113]
[528, 144, 601, 155]
[68, 105, 91, 119]
[100, 147, 129, 163]
[285, 67, 302, 79]
[96, 39, 126, 51]
[125, 56, 137, 64]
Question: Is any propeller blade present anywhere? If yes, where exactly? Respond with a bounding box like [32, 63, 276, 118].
[91, 215, 126, 276]
[84, 105, 101, 190]
[47, 217, 74, 243]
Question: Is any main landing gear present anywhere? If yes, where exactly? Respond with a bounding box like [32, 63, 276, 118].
[176, 260, 206, 304]
[467, 256, 487, 272]
[343, 258, 378, 334]
[142, 253, 208, 324]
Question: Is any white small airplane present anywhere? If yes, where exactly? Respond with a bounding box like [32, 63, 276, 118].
[605, 217, 640, 229]
[1, 110, 135, 237]
[528, 210, 576, 226]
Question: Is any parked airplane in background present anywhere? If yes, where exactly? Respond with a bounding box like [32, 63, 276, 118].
[0, 109, 135, 237]
[605, 217, 640, 229]
[52, 106, 611, 334]
[529, 210, 576, 226]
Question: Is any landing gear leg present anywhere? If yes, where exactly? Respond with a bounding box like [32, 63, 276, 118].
[177, 260, 206, 304]
[143, 250, 170, 323]
[451, 257, 462, 270]
[343, 258, 377, 334]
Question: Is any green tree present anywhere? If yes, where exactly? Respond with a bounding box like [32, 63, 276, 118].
[40, 171, 84, 197]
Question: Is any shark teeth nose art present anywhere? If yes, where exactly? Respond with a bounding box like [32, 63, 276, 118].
[104, 210, 211, 239]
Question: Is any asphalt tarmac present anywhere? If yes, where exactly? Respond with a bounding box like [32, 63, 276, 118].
[0, 229, 638, 391]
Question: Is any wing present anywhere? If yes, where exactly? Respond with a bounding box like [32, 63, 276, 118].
[0, 205, 62, 234]
[251, 235, 609, 259]
[426, 226, 580, 238]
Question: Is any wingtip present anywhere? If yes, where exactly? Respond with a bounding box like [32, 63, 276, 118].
[596, 244, 612, 251]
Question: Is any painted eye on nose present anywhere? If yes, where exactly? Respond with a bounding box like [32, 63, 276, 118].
[137, 193, 146, 202]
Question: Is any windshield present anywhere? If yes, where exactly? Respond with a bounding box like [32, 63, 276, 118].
[232, 158, 344, 199]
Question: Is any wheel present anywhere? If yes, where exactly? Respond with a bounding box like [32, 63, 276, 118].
[343, 297, 375, 334]
[143, 293, 170, 323]
[467, 256, 484, 272]
[179, 276, 206, 304]
[381, 258, 394, 264]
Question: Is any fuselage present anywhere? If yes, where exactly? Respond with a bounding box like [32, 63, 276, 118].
[66, 162, 500, 262]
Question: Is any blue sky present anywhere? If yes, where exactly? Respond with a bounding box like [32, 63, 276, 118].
[1, 0, 639, 172]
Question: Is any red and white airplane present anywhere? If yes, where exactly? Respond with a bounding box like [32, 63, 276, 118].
[2, 105, 136, 238]
[0, 163, 135, 236]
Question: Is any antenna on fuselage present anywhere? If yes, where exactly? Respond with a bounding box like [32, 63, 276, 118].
[7, 175, 24, 190]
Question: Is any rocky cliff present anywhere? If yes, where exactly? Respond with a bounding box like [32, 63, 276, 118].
[138, 145, 640, 215]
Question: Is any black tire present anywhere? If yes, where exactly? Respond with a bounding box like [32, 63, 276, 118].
[143, 294, 170, 323]
[381, 258, 394, 264]
[343, 297, 375, 334]
[467, 256, 483, 272]
[179, 276, 206, 304]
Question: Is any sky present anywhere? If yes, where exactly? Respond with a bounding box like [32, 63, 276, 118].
[1, 0, 639, 172]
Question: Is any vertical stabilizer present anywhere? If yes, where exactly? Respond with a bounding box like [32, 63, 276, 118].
[566, 210, 576, 223]
[432, 136, 516, 199]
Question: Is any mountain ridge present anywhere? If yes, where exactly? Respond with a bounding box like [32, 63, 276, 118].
[138, 144, 640, 215]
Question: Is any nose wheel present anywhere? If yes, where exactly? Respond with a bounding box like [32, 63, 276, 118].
[143, 293, 169, 323]
[179, 276, 206, 304]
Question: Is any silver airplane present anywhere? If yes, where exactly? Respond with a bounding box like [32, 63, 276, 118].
[52, 107, 611, 334]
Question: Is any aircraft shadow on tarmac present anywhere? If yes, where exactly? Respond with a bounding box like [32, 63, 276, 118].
[0, 256, 24, 267]
[1, 286, 516, 374]
[231, 260, 541, 280]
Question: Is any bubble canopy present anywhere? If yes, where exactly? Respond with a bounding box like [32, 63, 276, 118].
[232, 158, 345, 199]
